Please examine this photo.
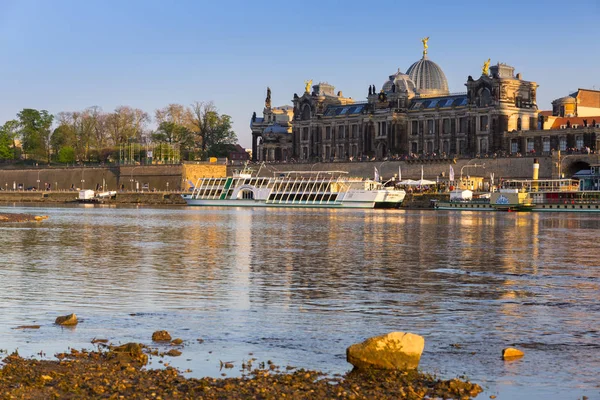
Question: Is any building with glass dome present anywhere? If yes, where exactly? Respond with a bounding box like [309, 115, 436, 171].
[251, 40, 543, 161]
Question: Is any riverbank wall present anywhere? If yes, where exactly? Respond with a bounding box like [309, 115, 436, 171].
[2, 154, 598, 196]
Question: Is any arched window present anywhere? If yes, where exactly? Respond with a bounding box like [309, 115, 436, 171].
[301, 105, 311, 120]
[517, 117, 522, 131]
[478, 88, 492, 107]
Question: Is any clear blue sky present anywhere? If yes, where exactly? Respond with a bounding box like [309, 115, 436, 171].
[1, 0, 598, 148]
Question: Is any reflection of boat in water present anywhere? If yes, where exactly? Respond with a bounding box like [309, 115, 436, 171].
[78, 190, 117, 203]
[182, 169, 406, 209]
[435, 190, 495, 211]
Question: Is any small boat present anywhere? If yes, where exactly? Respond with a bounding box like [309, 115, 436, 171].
[182, 168, 406, 209]
[78, 190, 117, 203]
[436, 190, 495, 211]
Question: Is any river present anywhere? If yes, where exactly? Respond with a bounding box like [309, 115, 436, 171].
[0, 204, 598, 399]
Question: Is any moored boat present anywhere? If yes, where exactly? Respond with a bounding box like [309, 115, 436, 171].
[182, 169, 406, 209]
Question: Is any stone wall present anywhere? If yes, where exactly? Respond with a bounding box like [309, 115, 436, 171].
[233, 156, 555, 181]
[182, 164, 227, 190]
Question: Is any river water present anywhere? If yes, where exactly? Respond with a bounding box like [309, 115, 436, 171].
[0, 204, 598, 399]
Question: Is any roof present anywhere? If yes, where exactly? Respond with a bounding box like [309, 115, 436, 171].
[323, 104, 366, 117]
[549, 116, 600, 129]
[539, 110, 553, 117]
[409, 94, 468, 111]
[406, 56, 449, 96]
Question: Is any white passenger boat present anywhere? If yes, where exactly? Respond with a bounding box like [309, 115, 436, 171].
[182, 169, 406, 209]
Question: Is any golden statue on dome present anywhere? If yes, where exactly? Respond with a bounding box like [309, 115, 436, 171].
[304, 79, 312, 94]
[421, 37, 429, 56]
[482, 58, 491, 76]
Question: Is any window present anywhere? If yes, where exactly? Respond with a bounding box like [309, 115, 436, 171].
[351, 125, 358, 139]
[302, 127, 309, 141]
[411, 142, 418, 154]
[479, 116, 489, 131]
[411, 121, 419, 135]
[527, 138, 534, 152]
[458, 117, 466, 133]
[427, 120, 434, 134]
[511, 140, 519, 154]
[576, 136, 584, 149]
[325, 126, 331, 140]
[442, 118, 450, 134]
[480, 138, 488, 154]
[338, 125, 345, 139]
[543, 137, 550, 153]
[559, 137, 567, 151]
[517, 117, 522, 131]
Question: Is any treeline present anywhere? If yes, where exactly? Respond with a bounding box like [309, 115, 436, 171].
[0, 102, 237, 164]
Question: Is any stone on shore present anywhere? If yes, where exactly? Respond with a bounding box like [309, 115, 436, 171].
[502, 347, 524, 359]
[152, 330, 172, 341]
[55, 313, 78, 326]
[347, 332, 425, 370]
[109, 342, 148, 365]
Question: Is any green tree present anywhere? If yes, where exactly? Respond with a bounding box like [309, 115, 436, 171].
[189, 102, 237, 159]
[57, 146, 76, 163]
[0, 120, 20, 160]
[17, 109, 54, 162]
[0, 129, 13, 160]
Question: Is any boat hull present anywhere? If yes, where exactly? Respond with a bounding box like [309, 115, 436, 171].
[182, 197, 396, 209]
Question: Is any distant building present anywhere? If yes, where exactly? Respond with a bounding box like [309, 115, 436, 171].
[250, 87, 293, 161]
[228, 144, 250, 164]
[250, 40, 599, 160]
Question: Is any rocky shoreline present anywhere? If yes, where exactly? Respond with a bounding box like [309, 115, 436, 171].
[0, 212, 48, 223]
[0, 345, 482, 399]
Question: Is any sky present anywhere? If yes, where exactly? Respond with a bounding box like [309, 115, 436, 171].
[0, 0, 599, 148]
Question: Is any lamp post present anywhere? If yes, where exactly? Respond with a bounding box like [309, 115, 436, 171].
[36, 170, 41, 191]
[460, 159, 485, 189]
[130, 166, 140, 192]
[557, 152, 576, 179]
[80, 169, 85, 190]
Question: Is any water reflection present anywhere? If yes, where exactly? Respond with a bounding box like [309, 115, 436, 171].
[0, 205, 599, 399]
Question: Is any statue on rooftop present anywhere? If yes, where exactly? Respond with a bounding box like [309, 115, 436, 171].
[421, 36, 429, 56]
[265, 87, 271, 108]
[304, 79, 312, 94]
[482, 58, 491, 76]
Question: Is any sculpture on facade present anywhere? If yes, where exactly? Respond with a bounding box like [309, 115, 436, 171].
[265, 87, 272, 108]
[252, 111, 257, 122]
[482, 58, 491, 76]
[421, 36, 429, 56]
[368, 85, 372, 96]
[304, 79, 312, 94]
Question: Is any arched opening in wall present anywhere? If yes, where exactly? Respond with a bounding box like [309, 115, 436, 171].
[301, 104, 311, 120]
[517, 117, 522, 131]
[478, 88, 492, 107]
[563, 161, 590, 179]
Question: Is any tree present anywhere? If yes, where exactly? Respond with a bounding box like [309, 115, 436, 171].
[17, 109, 54, 162]
[0, 120, 20, 160]
[57, 146, 76, 163]
[0, 129, 13, 160]
[188, 102, 237, 158]
[106, 106, 150, 144]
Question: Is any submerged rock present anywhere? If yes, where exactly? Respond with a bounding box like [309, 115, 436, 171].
[347, 332, 425, 370]
[55, 313, 78, 326]
[152, 330, 172, 341]
[502, 347, 524, 359]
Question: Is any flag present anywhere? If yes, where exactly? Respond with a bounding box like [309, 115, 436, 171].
[374, 167, 380, 182]
[398, 165, 402, 181]
[449, 165, 455, 181]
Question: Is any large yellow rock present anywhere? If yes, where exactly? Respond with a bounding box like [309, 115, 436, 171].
[55, 313, 78, 326]
[347, 332, 425, 370]
[502, 347, 524, 359]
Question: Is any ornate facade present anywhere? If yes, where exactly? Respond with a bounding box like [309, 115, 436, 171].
[250, 87, 293, 161]
[250, 40, 598, 161]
